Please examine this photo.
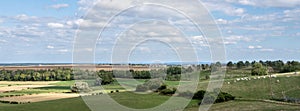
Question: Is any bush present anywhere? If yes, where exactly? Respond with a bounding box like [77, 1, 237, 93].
[10, 101, 19, 104]
[70, 82, 92, 93]
[144, 79, 164, 91]
[193, 90, 206, 100]
[178, 91, 194, 98]
[0, 100, 10, 104]
[159, 88, 176, 95]
[197, 91, 235, 105]
[135, 79, 165, 92]
[135, 84, 148, 92]
[116, 90, 119, 92]
[157, 84, 167, 92]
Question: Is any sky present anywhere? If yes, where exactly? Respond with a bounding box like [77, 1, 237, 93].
[0, 0, 299, 63]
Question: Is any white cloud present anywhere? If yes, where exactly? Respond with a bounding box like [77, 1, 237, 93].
[259, 48, 274, 52]
[248, 45, 273, 52]
[15, 14, 38, 21]
[283, 9, 300, 22]
[57, 49, 69, 52]
[47, 23, 64, 28]
[248, 45, 255, 49]
[224, 35, 251, 45]
[216, 18, 228, 24]
[47, 45, 54, 49]
[49, 4, 69, 9]
[225, 0, 300, 8]
[0, 39, 7, 43]
[256, 45, 262, 49]
[248, 45, 262, 49]
[202, 1, 246, 16]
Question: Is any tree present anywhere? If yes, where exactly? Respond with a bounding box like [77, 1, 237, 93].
[251, 63, 268, 76]
[227, 61, 234, 69]
[236, 61, 245, 69]
[245, 61, 251, 67]
[70, 82, 92, 93]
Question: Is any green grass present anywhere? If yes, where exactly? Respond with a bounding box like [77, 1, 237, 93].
[0, 92, 298, 111]
[1, 71, 299, 111]
[221, 76, 300, 99]
[49, 81, 75, 86]
[185, 100, 300, 111]
[0, 97, 90, 111]
[108, 92, 199, 109]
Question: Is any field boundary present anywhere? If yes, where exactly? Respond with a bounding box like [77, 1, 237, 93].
[235, 98, 300, 106]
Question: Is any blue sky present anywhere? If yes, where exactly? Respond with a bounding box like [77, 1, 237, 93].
[0, 0, 299, 63]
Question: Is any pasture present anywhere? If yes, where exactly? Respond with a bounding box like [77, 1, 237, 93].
[0, 72, 299, 111]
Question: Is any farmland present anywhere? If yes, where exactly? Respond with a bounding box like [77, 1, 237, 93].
[0, 62, 300, 111]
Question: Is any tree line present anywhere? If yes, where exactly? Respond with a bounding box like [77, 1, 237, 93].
[227, 60, 300, 73]
[1, 60, 299, 82]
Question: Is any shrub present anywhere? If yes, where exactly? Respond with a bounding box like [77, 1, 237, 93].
[197, 91, 235, 105]
[193, 90, 206, 100]
[178, 91, 194, 98]
[160, 88, 176, 95]
[110, 91, 114, 93]
[10, 101, 19, 104]
[135, 79, 165, 92]
[0, 101, 10, 104]
[116, 90, 119, 92]
[144, 79, 164, 91]
[157, 84, 167, 92]
[135, 84, 148, 92]
[70, 82, 92, 93]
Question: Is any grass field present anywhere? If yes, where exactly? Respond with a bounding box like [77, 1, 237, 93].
[0, 97, 90, 111]
[221, 76, 300, 99]
[185, 100, 300, 111]
[0, 72, 300, 111]
[0, 92, 299, 111]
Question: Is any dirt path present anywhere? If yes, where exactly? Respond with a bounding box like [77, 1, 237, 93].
[0, 85, 55, 93]
[0, 93, 79, 102]
[0, 81, 59, 85]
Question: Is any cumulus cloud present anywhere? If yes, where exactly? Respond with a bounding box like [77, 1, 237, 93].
[57, 49, 69, 52]
[248, 45, 274, 52]
[49, 4, 69, 9]
[225, 0, 300, 8]
[224, 35, 251, 45]
[47, 45, 54, 49]
[248, 45, 255, 49]
[0, 39, 8, 43]
[248, 45, 262, 49]
[47, 23, 64, 28]
[259, 48, 274, 52]
[202, 1, 246, 16]
[15, 14, 38, 21]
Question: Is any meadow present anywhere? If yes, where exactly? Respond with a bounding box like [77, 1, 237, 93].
[0, 70, 299, 110]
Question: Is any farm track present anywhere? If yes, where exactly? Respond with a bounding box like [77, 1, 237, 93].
[236, 98, 300, 106]
[0, 93, 79, 102]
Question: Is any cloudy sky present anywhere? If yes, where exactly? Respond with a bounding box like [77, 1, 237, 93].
[0, 0, 299, 63]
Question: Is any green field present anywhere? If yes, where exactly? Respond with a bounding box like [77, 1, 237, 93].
[0, 73, 300, 111]
[222, 76, 300, 99]
[0, 92, 299, 111]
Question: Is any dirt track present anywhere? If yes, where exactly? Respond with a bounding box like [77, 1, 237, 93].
[0, 85, 56, 93]
[0, 93, 79, 102]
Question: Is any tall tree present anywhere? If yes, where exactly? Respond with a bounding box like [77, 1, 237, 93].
[251, 63, 268, 76]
